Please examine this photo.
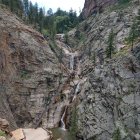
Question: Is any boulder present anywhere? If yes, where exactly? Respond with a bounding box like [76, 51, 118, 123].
[23, 128, 52, 140]
[12, 128, 52, 140]
[11, 128, 24, 140]
[0, 118, 9, 129]
[9, 137, 16, 140]
[0, 136, 6, 140]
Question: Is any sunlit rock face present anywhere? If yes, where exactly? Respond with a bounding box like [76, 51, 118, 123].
[81, 0, 117, 19]
[0, 6, 61, 129]
[67, 0, 140, 139]
[0, 0, 140, 140]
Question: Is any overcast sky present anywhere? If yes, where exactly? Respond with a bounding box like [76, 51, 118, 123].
[30, 0, 85, 15]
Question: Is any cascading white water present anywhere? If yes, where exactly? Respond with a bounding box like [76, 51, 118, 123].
[70, 54, 74, 71]
[60, 106, 67, 130]
[75, 82, 80, 94]
[72, 82, 80, 102]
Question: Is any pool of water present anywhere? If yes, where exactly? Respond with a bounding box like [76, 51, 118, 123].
[51, 128, 73, 140]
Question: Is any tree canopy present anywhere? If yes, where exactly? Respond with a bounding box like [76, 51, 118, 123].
[0, 0, 80, 36]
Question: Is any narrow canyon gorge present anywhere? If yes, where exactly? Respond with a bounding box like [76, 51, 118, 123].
[0, 0, 140, 140]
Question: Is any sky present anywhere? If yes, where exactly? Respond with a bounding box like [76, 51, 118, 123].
[30, 0, 85, 15]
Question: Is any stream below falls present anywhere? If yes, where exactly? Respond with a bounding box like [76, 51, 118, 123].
[50, 41, 83, 139]
[51, 128, 73, 140]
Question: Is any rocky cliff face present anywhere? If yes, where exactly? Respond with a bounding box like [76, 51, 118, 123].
[69, 0, 140, 139]
[0, 6, 62, 129]
[81, 0, 117, 19]
[0, 0, 140, 140]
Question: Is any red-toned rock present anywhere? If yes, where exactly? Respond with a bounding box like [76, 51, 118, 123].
[81, 0, 117, 18]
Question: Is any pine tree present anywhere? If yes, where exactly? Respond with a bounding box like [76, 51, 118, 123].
[113, 128, 121, 140]
[9, 0, 14, 12]
[23, 0, 29, 20]
[1, 0, 4, 4]
[64, 33, 69, 44]
[38, 8, 44, 32]
[128, 9, 140, 50]
[0, 0, 79, 34]
[106, 29, 115, 59]
[28, 1, 34, 24]
[2, 0, 9, 6]
[46, 16, 56, 39]
[51, 22, 56, 40]
[93, 51, 96, 65]
[14, 0, 23, 16]
[69, 104, 78, 140]
[33, 3, 39, 25]
[47, 8, 53, 16]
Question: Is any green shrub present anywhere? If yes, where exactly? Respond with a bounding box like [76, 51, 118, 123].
[118, 0, 130, 4]
[20, 70, 30, 79]
[110, 0, 131, 11]
[125, 9, 140, 49]
[64, 33, 69, 44]
[113, 128, 121, 140]
[0, 130, 6, 136]
[69, 105, 78, 140]
[106, 29, 115, 59]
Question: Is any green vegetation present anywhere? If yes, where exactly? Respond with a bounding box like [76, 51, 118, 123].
[88, 136, 97, 140]
[0, 0, 80, 37]
[64, 33, 69, 44]
[118, 0, 130, 4]
[92, 51, 96, 65]
[20, 69, 30, 79]
[113, 128, 121, 140]
[125, 9, 140, 50]
[110, 0, 131, 11]
[106, 29, 115, 59]
[75, 24, 86, 43]
[0, 130, 6, 137]
[69, 105, 78, 140]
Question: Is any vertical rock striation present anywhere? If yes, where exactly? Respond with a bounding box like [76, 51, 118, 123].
[81, 0, 117, 19]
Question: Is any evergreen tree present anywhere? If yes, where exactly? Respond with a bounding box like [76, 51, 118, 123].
[69, 8, 78, 28]
[93, 51, 96, 65]
[15, 0, 23, 16]
[1, 0, 4, 4]
[55, 8, 67, 16]
[55, 15, 70, 33]
[128, 22, 138, 50]
[106, 29, 115, 59]
[38, 7, 44, 32]
[64, 33, 69, 44]
[9, 0, 14, 12]
[51, 21, 56, 40]
[69, 104, 78, 140]
[2, 0, 9, 6]
[33, 2, 39, 24]
[23, 0, 29, 19]
[0, 0, 79, 35]
[28, 1, 34, 24]
[47, 8, 53, 16]
[113, 128, 121, 140]
[118, 0, 130, 4]
[127, 9, 140, 50]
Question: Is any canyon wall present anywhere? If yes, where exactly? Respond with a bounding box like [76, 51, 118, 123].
[68, 0, 140, 139]
[0, 6, 62, 129]
[0, 0, 140, 140]
[81, 0, 117, 19]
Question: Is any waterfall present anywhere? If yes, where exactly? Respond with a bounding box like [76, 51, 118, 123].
[60, 106, 67, 130]
[75, 82, 80, 94]
[72, 82, 80, 102]
[70, 55, 74, 71]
